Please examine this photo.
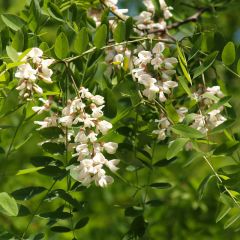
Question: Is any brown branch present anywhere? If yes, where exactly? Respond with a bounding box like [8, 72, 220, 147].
[168, 8, 209, 29]
[148, 8, 210, 34]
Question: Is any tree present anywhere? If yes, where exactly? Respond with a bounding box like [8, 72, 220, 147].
[0, 0, 240, 239]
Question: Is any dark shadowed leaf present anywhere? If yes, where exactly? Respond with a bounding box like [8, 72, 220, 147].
[11, 186, 46, 200]
[75, 217, 89, 229]
[103, 88, 117, 118]
[38, 127, 64, 139]
[150, 182, 172, 189]
[50, 226, 71, 232]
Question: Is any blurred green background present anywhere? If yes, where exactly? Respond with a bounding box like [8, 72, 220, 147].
[1, 0, 240, 239]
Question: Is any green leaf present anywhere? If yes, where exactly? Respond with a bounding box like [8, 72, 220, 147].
[171, 124, 205, 139]
[94, 24, 107, 49]
[47, 2, 64, 22]
[206, 96, 231, 113]
[178, 57, 192, 84]
[11, 29, 24, 52]
[6, 46, 19, 62]
[125, 17, 133, 40]
[31, 156, 55, 167]
[38, 166, 67, 180]
[54, 32, 69, 59]
[178, 76, 192, 97]
[74, 27, 89, 54]
[150, 182, 172, 189]
[130, 215, 147, 237]
[167, 138, 189, 160]
[224, 213, 240, 229]
[165, 101, 179, 124]
[193, 51, 219, 79]
[197, 175, 215, 200]
[125, 206, 143, 217]
[210, 119, 235, 134]
[0, 192, 18, 216]
[75, 217, 89, 229]
[216, 205, 231, 223]
[11, 186, 46, 200]
[177, 43, 187, 66]
[113, 21, 126, 43]
[153, 158, 177, 167]
[50, 226, 71, 232]
[38, 127, 64, 139]
[1, 14, 25, 31]
[16, 167, 44, 175]
[237, 59, 240, 75]
[42, 142, 65, 154]
[222, 42, 235, 66]
[103, 88, 117, 118]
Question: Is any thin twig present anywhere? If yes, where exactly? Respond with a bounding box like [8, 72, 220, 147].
[203, 156, 240, 208]
[21, 180, 57, 239]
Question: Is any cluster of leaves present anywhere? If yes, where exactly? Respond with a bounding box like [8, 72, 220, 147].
[0, 0, 240, 239]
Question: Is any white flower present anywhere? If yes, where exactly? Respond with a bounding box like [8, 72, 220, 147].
[206, 86, 224, 98]
[93, 152, 106, 164]
[143, 0, 155, 12]
[79, 87, 93, 99]
[152, 42, 165, 54]
[151, 55, 163, 69]
[59, 116, 73, 127]
[177, 107, 188, 122]
[38, 59, 54, 83]
[75, 131, 88, 143]
[152, 129, 167, 140]
[91, 104, 104, 118]
[97, 175, 114, 187]
[91, 95, 105, 105]
[159, 91, 167, 102]
[97, 120, 112, 135]
[32, 98, 51, 114]
[33, 84, 43, 95]
[83, 116, 96, 128]
[15, 63, 37, 80]
[34, 116, 58, 129]
[164, 57, 178, 70]
[27, 48, 43, 64]
[103, 142, 118, 154]
[142, 85, 159, 100]
[105, 159, 120, 172]
[76, 144, 89, 157]
[137, 51, 152, 65]
[138, 74, 157, 87]
[88, 132, 98, 143]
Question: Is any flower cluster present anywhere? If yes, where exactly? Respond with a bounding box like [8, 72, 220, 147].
[105, 45, 131, 69]
[153, 107, 188, 140]
[134, 0, 173, 34]
[15, 48, 54, 100]
[132, 42, 178, 101]
[190, 86, 227, 133]
[103, 0, 128, 19]
[34, 87, 119, 187]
